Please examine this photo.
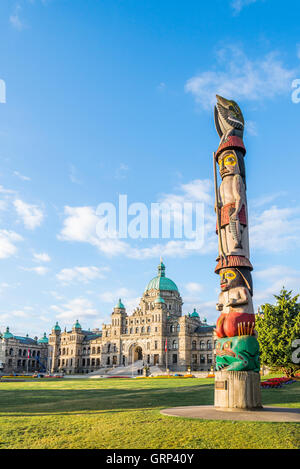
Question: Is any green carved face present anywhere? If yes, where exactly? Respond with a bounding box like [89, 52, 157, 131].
[215, 335, 260, 372]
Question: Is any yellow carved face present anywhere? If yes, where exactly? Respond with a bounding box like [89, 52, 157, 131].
[220, 269, 237, 290]
[218, 151, 239, 177]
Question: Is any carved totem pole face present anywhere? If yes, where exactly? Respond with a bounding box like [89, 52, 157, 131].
[219, 268, 241, 291]
[217, 150, 239, 178]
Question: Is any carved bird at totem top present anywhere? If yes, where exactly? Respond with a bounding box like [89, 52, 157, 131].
[214, 95, 244, 144]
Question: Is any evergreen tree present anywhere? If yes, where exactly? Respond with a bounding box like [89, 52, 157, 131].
[256, 288, 300, 377]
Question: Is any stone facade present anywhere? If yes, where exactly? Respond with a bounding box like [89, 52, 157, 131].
[49, 262, 215, 374]
[0, 328, 49, 374]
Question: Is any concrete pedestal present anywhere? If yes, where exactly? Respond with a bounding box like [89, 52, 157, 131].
[214, 370, 262, 411]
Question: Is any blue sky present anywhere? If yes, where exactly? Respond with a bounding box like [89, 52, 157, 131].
[0, 0, 300, 337]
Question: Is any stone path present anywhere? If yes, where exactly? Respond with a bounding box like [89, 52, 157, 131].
[160, 405, 300, 422]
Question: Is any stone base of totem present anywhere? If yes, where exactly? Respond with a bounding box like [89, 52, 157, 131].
[214, 370, 262, 411]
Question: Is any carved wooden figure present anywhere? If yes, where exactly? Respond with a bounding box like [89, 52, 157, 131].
[213, 95, 260, 375]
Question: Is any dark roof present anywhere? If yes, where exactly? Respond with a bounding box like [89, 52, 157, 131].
[82, 331, 102, 341]
[13, 336, 38, 345]
[194, 325, 215, 334]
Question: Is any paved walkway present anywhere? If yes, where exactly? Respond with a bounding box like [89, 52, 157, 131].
[160, 405, 300, 422]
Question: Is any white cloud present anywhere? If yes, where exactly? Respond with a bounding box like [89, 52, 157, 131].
[14, 199, 44, 230]
[253, 265, 300, 304]
[22, 266, 49, 276]
[57, 266, 109, 285]
[53, 297, 99, 321]
[185, 46, 296, 109]
[58, 206, 129, 256]
[0, 185, 16, 195]
[0, 230, 23, 258]
[230, 0, 263, 15]
[13, 171, 31, 181]
[69, 164, 82, 185]
[185, 282, 203, 294]
[10, 13, 24, 31]
[99, 288, 134, 304]
[250, 205, 300, 252]
[33, 252, 51, 263]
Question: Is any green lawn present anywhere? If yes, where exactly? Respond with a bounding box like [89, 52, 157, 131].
[0, 376, 299, 449]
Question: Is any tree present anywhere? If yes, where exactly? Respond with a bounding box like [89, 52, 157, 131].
[256, 288, 300, 377]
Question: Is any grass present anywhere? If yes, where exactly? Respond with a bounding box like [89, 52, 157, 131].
[0, 376, 299, 449]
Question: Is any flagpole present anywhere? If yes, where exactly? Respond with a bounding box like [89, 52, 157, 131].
[165, 338, 168, 375]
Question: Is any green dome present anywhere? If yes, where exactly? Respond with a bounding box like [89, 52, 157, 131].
[3, 327, 13, 339]
[145, 261, 178, 293]
[115, 298, 125, 309]
[53, 322, 61, 331]
[38, 332, 48, 344]
[191, 308, 199, 318]
[73, 320, 81, 329]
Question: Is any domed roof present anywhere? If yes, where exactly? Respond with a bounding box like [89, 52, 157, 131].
[38, 332, 49, 344]
[3, 327, 13, 339]
[145, 261, 178, 293]
[73, 320, 81, 329]
[191, 308, 199, 318]
[115, 298, 125, 309]
[53, 322, 61, 331]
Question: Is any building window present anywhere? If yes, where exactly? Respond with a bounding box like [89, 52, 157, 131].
[136, 327, 139, 333]
[200, 341, 205, 351]
[107, 357, 110, 365]
[200, 355, 205, 364]
[154, 341, 158, 350]
[107, 344, 111, 353]
[172, 354, 177, 364]
[141, 326, 145, 333]
[207, 354, 212, 364]
[147, 326, 151, 333]
[192, 340, 197, 350]
[207, 341, 212, 351]
[172, 340, 178, 350]
[192, 354, 197, 364]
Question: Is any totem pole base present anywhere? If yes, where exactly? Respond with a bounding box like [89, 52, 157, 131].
[214, 370, 262, 411]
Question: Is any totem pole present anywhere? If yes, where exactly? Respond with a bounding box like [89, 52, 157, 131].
[213, 95, 262, 410]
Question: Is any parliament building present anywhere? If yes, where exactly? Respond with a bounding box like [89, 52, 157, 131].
[49, 261, 215, 374]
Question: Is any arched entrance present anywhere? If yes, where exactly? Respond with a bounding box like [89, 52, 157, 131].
[129, 344, 144, 364]
[134, 346, 143, 361]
